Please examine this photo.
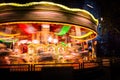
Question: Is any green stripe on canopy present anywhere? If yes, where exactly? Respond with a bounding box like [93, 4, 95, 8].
[55, 25, 70, 36]
[0, 39, 4, 42]
[0, 38, 18, 43]
[60, 42, 67, 46]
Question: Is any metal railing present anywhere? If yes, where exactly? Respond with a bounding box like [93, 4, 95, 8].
[0, 61, 100, 71]
[1, 57, 119, 71]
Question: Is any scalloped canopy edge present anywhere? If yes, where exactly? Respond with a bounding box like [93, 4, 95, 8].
[0, 1, 98, 25]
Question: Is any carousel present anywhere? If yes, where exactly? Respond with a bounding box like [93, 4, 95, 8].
[0, 1, 98, 65]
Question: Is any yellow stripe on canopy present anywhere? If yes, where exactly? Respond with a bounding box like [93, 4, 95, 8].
[0, 32, 20, 37]
[69, 31, 93, 39]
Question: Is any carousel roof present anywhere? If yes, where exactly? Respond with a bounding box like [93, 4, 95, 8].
[0, 1, 98, 30]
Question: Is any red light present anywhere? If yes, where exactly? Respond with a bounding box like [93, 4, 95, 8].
[18, 24, 37, 34]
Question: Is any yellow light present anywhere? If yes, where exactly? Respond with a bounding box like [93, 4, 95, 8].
[0, 37, 13, 39]
[69, 31, 93, 39]
[0, 32, 20, 37]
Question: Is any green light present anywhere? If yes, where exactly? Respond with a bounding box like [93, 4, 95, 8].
[55, 25, 70, 36]
[60, 42, 67, 46]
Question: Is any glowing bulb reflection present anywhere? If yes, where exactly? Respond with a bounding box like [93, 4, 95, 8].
[32, 40, 39, 44]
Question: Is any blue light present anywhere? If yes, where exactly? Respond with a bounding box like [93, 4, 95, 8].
[83, 0, 100, 19]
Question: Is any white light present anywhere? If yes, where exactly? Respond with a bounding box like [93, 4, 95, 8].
[20, 40, 28, 44]
[87, 4, 94, 8]
[100, 17, 103, 21]
[32, 40, 39, 44]
[41, 24, 50, 28]
[53, 39, 58, 44]
[48, 36, 53, 42]
[25, 25, 36, 33]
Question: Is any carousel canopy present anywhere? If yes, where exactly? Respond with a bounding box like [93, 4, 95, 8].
[0, 1, 98, 41]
